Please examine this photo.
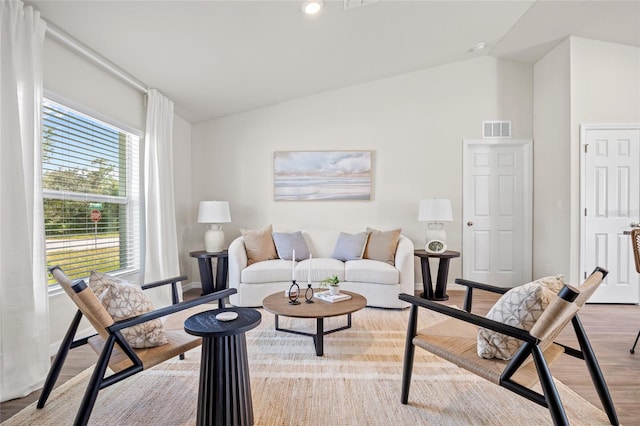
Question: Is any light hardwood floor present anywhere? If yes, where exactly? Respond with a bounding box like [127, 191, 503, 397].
[1, 289, 639, 424]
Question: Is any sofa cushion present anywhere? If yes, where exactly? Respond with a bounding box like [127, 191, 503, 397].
[477, 275, 564, 360]
[241, 225, 278, 265]
[273, 231, 310, 261]
[89, 271, 168, 349]
[345, 259, 399, 285]
[241, 259, 294, 284]
[331, 231, 369, 261]
[364, 228, 401, 265]
[303, 257, 345, 282]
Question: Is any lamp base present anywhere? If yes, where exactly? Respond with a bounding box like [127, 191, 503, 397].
[425, 222, 446, 245]
[204, 225, 224, 252]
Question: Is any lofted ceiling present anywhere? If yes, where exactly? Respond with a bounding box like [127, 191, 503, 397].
[27, 0, 640, 123]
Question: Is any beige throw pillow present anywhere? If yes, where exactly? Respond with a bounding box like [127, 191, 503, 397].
[240, 224, 278, 265]
[89, 271, 168, 349]
[477, 275, 564, 360]
[363, 228, 401, 265]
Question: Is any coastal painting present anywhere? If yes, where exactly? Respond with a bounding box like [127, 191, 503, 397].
[274, 151, 373, 201]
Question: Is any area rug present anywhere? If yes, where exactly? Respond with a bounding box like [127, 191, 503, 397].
[4, 307, 611, 425]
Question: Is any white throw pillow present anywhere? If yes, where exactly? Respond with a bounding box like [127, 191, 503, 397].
[477, 275, 564, 360]
[89, 271, 168, 348]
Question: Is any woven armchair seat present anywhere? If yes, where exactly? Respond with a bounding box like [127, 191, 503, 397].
[414, 318, 563, 387]
[88, 304, 214, 373]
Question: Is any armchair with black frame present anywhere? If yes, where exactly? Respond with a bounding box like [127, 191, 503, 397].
[399, 267, 619, 426]
[37, 266, 236, 426]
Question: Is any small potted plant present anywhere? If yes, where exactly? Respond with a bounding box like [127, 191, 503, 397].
[320, 275, 340, 295]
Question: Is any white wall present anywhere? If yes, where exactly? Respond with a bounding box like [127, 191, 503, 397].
[533, 37, 640, 284]
[43, 38, 145, 132]
[532, 39, 571, 279]
[189, 56, 533, 287]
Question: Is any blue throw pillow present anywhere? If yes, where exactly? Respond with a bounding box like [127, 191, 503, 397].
[272, 231, 310, 261]
[332, 232, 370, 261]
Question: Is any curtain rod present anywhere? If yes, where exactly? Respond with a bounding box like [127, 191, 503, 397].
[44, 20, 149, 94]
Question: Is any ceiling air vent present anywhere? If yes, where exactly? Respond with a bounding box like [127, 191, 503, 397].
[482, 121, 511, 138]
[344, 0, 378, 10]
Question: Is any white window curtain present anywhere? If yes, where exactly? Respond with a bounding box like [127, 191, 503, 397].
[143, 89, 181, 307]
[0, 1, 49, 402]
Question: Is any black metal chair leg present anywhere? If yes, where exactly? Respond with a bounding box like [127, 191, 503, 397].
[401, 305, 418, 404]
[463, 287, 473, 312]
[630, 329, 640, 354]
[74, 336, 115, 426]
[573, 317, 620, 425]
[532, 346, 569, 426]
[37, 310, 83, 408]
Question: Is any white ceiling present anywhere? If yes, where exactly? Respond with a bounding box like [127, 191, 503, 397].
[28, 0, 640, 123]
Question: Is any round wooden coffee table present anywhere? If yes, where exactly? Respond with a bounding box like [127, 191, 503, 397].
[262, 289, 367, 356]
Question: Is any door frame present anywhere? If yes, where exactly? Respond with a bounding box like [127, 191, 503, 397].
[462, 139, 533, 285]
[579, 123, 640, 291]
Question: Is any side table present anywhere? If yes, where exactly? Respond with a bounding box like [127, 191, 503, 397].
[414, 249, 460, 301]
[190, 250, 228, 296]
[184, 307, 261, 426]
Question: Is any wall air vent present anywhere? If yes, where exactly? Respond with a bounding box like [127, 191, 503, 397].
[344, 0, 378, 10]
[482, 121, 511, 138]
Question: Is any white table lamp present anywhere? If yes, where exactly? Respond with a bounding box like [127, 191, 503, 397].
[419, 198, 453, 252]
[198, 201, 231, 253]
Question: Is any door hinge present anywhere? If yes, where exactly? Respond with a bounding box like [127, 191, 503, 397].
[584, 144, 588, 153]
[584, 271, 587, 279]
[585, 208, 587, 216]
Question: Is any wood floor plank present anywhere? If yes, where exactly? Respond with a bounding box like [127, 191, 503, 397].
[2, 289, 639, 424]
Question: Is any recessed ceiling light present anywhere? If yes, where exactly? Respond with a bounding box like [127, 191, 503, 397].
[302, 0, 323, 15]
[470, 42, 486, 52]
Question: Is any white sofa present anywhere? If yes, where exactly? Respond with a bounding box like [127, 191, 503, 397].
[228, 229, 414, 309]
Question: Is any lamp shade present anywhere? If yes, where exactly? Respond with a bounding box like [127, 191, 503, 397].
[197, 201, 231, 224]
[418, 199, 453, 222]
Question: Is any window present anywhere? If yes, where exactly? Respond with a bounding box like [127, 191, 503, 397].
[42, 98, 141, 285]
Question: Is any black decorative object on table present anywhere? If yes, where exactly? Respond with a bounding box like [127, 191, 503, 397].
[288, 280, 300, 305]
[305, 283, 314, 303]
[184, 307, 261, 426]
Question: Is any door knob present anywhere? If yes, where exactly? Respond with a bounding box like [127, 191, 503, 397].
[467, 221, 474, 226]
[630, 222, 640, 228]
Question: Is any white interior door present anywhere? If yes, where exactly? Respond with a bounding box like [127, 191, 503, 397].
[462, 140, 532, 287]
[582, 125, 640, 303]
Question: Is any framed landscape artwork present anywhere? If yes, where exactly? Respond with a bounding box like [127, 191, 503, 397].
[274, 151, 373, 201]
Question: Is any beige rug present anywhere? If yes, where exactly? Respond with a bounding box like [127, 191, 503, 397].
[4, 307, 611, 425]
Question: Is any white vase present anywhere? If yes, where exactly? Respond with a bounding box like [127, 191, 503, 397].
[329, 285, 340, 296]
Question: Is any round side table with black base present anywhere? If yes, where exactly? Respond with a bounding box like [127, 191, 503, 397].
[184, 307, 261, 426]
[189, 250, 229, 296]
[414, 249, 460, 301]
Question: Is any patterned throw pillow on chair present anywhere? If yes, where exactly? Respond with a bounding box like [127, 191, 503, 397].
[477, 275, 564, 360]
[89, 271, 168, 348]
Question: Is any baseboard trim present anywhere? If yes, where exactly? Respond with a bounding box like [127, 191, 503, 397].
[414, 282, 465, 291]
[182, 281, 202, 292]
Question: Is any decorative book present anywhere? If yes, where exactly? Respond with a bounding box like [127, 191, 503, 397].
[314, 291, 352, 303]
